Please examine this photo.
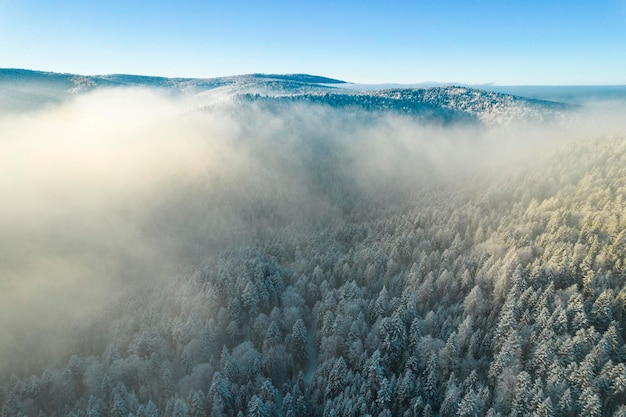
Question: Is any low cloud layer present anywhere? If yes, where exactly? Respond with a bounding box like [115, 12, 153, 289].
[0, 87, 624, 375]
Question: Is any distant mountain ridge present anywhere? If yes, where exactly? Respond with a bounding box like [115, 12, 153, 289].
[0, 68, 576, 125]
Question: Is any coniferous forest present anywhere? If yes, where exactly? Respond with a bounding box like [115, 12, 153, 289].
[1, 90, 626, 417]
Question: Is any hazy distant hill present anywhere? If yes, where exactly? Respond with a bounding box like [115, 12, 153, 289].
[0, 69, 575, 125]
[487, 85, 626, 105]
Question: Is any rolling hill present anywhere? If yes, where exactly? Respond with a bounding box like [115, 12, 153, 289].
[0, 69, 574, 125]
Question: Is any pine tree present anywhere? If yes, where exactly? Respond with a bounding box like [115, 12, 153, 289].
[376, 377, 392, 411]
[440, 375, 460, 417]
[188, 391, 205, 417]
[221, 345, 239, 383]
[457, 388, 479, 417]
[578, 387, 601, 417]
[423, 358, 438, 406]
[557, 388, 573, 416]
[86, 396, 104, 417]
[397, 369, 416, 409]
[290, 319, 309, 368]
[533, 397, 554, 417]
[161, 368, 174, 404]
[247, 395, 269, 417]
[208, 372, 230, 416]
[171, 398, 190, 417]
[144, 400, 159, 417]
[325, 357, 347, 399]
[380, 312, 407, 368]
[110, 389, 129, 417]
[510, 371, 532, 417]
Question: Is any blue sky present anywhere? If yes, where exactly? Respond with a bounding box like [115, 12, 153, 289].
[1, 0, 625, 84]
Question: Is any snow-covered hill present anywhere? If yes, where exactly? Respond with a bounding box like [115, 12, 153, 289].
[373, 86, 573, 125]
[0, 69, 575, 125]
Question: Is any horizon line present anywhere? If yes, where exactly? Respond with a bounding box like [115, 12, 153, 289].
[2, 67, 626, 88]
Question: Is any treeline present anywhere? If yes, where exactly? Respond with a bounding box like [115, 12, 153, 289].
[2, 136, 626, 417]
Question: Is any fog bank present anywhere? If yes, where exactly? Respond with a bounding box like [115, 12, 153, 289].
[0, 87, 624, 375]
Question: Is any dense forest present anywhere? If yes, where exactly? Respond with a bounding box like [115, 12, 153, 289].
[1, 97, 626, 417]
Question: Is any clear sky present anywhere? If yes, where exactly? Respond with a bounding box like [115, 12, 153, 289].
[1, 0, 625, 84]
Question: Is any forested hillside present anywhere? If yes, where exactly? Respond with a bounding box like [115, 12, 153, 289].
[1, 92, 625, 417]
[0, 70, 573, 127]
